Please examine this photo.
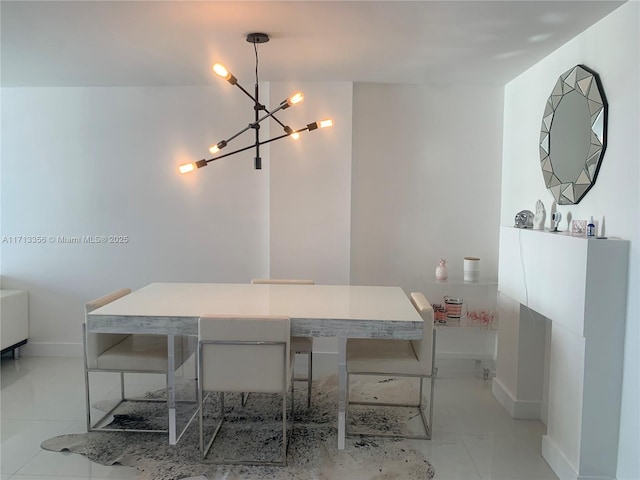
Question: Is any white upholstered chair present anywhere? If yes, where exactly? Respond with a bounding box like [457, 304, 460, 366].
[346, 291, 435, 439]
[251, 278, 314, 408]
[198, 315, 294, 465]
[83, 288, 195, 434]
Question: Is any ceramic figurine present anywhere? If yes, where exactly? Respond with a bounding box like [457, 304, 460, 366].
[435, 258, 448, 281]
[533, 199, 546, 230]
[549, 201, 557, 230]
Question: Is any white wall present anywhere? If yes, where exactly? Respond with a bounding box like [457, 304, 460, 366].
[1, 85, 272, 354]
[500, 3, 639, 478]
[269, 82, 353, 285]
[351, 83, 504, 293]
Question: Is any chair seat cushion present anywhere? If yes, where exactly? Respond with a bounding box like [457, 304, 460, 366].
[291, 336, 313, 353]
[96, 335, 174, 372]
[347, 338, 427, 376]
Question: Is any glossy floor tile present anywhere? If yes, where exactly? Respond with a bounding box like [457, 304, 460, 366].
[461, 434, 558, 480]
[1, 356, 558, 480]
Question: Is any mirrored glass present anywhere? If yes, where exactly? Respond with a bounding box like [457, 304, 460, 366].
[538, 65, 607, 205]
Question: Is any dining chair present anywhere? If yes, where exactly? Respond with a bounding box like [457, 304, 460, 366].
[345, 291, 435, 439]
[83, 288, 196, 435]
[198, 314, 294, 465]
[251, 278, 314, 408]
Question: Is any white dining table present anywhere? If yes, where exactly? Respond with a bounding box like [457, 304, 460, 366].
[87, 282, 423, 449]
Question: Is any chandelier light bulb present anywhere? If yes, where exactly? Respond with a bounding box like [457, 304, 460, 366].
[213, 63, 230, 80]
[291, 132, 300, 140]
[307, 119, 334, 131]
[178, 162, 196, 174]
[208, 140, 228, 155]
[287, 92, 304, 107]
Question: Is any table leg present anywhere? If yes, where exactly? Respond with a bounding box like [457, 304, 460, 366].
[167, 334, 177, 445]
[338, 336, 347, 450]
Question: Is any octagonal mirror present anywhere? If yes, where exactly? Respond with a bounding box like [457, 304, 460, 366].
[539, 65, 608, 205]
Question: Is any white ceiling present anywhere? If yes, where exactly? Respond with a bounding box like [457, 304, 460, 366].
[0, 1, 625, 87]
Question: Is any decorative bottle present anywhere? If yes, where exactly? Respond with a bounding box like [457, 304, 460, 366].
[435, 258, 448, 281]
[587, 216, 596, 237]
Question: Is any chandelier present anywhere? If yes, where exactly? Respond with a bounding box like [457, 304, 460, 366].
[179, 33, 333, 174]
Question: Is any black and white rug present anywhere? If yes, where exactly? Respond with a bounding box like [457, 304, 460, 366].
[41, 376, 435, 480]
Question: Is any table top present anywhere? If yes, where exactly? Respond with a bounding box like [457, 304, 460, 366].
[87, 283, 423, 339]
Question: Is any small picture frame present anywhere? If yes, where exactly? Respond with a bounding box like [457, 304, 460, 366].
[572, 220, 587, 237]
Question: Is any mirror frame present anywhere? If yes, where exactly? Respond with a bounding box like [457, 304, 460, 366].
[539, 64, 608, 205]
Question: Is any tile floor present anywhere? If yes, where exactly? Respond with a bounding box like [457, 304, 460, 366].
[0, 355, 558, 480]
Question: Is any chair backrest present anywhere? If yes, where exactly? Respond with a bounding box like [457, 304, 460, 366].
[410, 292, 435, 373]
[251, 279, 315, 285]
[84, 288, 131, 368]
[199, 315, 291, 394]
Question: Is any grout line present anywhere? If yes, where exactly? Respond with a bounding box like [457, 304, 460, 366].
[460, 433, 487, 480]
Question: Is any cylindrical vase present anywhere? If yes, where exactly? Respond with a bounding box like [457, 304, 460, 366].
[463, 256, 480, 282]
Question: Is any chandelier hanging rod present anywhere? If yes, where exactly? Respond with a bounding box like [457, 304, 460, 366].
[178, 32, 333, 175]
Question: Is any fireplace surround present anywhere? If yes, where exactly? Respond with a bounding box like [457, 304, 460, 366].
[494, 226, 629, 480]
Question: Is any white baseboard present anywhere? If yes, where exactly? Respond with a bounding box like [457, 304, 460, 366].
[540, 400, 548, 427]
[492, 376, 541, 419]
[542, 435, 617, 480]
[19, 342, 83, 357]
[492, 377, 515, 415]
[542, 435, 579, 480]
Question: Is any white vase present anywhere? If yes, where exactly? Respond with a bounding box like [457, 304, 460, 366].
[435, 259, 448, 281]
[463, 257, 480, 282]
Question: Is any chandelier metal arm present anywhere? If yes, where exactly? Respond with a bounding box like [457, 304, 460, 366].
[231, 80, 289, 128]
[266, 112, 287, 129]
[204, 132, 288, 166]
[221, 112, 285, 147]
[224, 125, 252, 144]
[254, 102, 290, 128]
[217, 97, 293, 160]
[203, 127, 309, 167]
[233, 81, 259, 104]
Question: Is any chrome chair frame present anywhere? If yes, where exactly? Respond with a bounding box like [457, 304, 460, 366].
[345, 336, 436, 440]
[291, 337, 313, 409]
[83, 324, 171, 434]
[346, 292, 436, 440]
[83, 289, 196, 440]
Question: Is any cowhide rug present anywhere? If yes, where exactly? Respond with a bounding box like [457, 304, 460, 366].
[42, 375, 435, 480]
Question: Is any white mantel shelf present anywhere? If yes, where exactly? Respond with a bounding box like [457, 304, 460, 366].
[496, 226, 629, 480]
[498, 227, 629, 337]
